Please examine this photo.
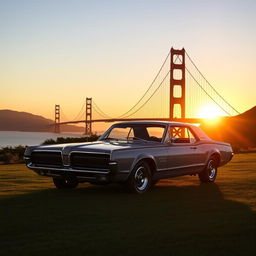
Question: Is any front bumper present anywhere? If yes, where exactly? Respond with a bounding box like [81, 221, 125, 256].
[25, 161, 118, 183]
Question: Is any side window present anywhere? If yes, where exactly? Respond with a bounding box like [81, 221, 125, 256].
[146, 127, 165, 142]
[169, 126, 196, 144]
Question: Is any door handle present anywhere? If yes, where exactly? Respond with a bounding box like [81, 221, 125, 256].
[190, 146, 197, 149]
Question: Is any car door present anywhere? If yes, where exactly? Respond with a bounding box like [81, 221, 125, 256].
[165, 125, 205, 173]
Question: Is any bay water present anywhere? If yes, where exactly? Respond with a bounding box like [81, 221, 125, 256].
[0, 131, 84, 147]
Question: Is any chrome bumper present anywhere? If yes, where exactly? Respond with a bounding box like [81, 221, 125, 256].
[27, 163, 110, 174]
[26, 162, 118, 183]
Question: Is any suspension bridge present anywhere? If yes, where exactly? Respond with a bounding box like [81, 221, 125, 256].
[54, 47, 240, 134]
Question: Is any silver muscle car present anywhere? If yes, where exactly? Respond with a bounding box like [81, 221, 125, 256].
[24, 121, 233, 193]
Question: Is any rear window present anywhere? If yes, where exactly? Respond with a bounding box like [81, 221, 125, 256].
[191, 126, 210, 140]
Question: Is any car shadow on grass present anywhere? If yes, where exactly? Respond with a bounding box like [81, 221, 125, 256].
[0, 182, 255, 256]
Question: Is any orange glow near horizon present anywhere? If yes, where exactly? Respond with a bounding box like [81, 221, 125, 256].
[197, 104, 225, 124]
[197, 104, 225, 119]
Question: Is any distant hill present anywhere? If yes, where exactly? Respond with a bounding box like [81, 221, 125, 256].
[0, 110, 84, 132]
[201, 106, 256, 148]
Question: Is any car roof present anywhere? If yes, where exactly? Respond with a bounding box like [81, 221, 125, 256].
[113, 120, 195, 126]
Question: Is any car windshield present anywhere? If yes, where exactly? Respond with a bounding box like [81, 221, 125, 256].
[100, 124, 166, 143]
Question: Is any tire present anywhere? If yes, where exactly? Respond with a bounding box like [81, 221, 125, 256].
[198, 157, 218, 183]
[53, 177, 79, 189]
[126, 161, 152, 194]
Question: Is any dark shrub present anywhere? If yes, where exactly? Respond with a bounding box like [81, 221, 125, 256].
[0, 146, 26, 164]
[42, 134, 100, 145]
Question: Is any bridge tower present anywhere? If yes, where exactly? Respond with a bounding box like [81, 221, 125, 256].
[54, 104, 60, 133]
[85, 97, 92, 135]
[170, 47, 186, 119]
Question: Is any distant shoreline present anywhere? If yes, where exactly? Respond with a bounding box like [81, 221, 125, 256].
[0, 130, 83, 134]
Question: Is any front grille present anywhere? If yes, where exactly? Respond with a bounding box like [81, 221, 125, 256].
[31, 151, 62, 167]
[70, 152, 110, 170]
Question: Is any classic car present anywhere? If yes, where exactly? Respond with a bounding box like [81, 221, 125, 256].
[24, 121, 234, 193]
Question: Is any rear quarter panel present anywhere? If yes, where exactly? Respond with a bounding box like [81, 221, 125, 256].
[198, 141, 233, 166]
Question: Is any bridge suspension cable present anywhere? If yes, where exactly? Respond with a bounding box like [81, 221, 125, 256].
[121, 70, 170, 118]
[185, 51, 240, 115]
[60, 108, 70, 122]
[117, 50, 171, 118]
[71, 101, 86, 121]
[185, 67, 233, 116]
[56, 47, 241, 129]
[92, 101, 113, 119]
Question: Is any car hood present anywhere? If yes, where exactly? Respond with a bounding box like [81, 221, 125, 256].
[26, 140, 161, 155]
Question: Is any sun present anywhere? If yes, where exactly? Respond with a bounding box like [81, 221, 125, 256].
[197, 104, 225, 122]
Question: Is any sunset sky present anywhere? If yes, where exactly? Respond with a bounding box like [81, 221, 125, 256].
[1, 0, 256, 124]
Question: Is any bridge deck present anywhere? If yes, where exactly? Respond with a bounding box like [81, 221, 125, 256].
[57, 118, 204, 125]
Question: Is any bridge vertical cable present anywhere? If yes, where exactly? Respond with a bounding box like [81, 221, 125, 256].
[60, 108, 70, 122]
[72, 102, 86, 121]
[90, 51, 172, 120]
[92, 102, 113, 119]
[118, 51, 171, 118]
[184, 51, 240, 117]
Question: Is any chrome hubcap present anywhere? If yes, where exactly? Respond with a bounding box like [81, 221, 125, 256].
[208, 160, 216, 180]
[134, 166, 148, 191]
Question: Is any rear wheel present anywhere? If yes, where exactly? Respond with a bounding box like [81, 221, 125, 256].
[53, 177, 79, 189]
[126, 161, 152, 194]
[198, 157, 218, 183]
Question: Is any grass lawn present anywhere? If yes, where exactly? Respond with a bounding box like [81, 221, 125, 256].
[0, 154, 255, 256]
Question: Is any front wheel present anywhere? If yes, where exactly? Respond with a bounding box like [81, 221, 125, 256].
[198, 158, 218, 183]
[53, 177, 79, 189]
[126, 161, 152, 194]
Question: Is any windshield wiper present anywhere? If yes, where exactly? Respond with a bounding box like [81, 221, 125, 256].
[101, 138, 119, 141]
[127, 137, 151, 143]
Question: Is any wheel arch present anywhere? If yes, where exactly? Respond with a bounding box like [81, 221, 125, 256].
[209, 151, 221, 166]
[130, 155, 157, 176]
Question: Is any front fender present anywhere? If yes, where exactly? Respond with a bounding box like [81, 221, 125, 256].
[130, 154, 156, 173]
